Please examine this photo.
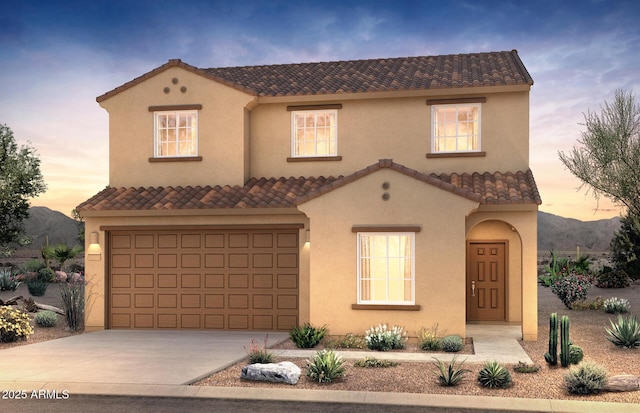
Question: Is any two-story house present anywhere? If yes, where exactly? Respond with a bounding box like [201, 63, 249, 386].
[78, 50, 541, 340]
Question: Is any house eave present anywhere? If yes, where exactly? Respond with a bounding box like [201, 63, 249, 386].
[79, 207, 303, 218]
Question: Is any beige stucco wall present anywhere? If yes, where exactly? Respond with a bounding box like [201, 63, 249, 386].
[297, 168, 479, 338]
[250, 91, 530, 179]
[99, 67, 255, 188]
[82, 211, 310, 332]
[466, 210, 538, 340]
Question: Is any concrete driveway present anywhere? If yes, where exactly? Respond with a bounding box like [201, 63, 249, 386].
[0, 330, 288, 385]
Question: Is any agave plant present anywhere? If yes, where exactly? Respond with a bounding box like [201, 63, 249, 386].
[432, 356, 470, 386]
[605, 315, 640, 348]
[477, 360, 512, 389]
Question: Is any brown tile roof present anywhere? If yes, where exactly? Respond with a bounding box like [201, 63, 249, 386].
[97, 50, 533, 102]
[77, 161, 541, 213]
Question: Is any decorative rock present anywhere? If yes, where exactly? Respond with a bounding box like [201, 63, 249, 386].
[241, 361, 301, 385]
[604, 375, 640, 392]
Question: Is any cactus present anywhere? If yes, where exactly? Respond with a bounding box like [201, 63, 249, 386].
[560, 315, 570, 367]
[544, 313, 558, 365]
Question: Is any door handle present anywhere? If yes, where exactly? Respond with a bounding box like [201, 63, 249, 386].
[471, 281, 475, 297]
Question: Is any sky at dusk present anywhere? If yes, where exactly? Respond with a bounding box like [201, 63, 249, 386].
[1, 0, 639, 221]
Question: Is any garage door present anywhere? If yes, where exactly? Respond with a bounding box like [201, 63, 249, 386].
[107, 228, 299, 330]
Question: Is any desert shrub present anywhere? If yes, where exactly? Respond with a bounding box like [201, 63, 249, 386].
[513, 361, 540, 373]
[477, 361, 512, 389]
[550, 272, 594, 309]
[306, 349, 345, 383]
[605, 314, 640, 348]
[432, 356, 470, 386]
[60, 278, 85, 331]
[0, 269, 20, 291]
[566, 344, 584, 365]
[324, 333, 366, 349]
[603, 297, 631, 314]
[353, 357, 398, 368]
[245, 336, 273, 364]
[597, 268, 632, 288]
[418, 324, 442, 351]
[565, 362, 607, 394]
[571, 296, 605, 310]
[0, 306, 34, 342]
[34, 310, 58, 327]
[440, 335, 463, 352]
[364, 324, 407, 351]
[20, 259, 45, 273]
[289, 323, 327, 348]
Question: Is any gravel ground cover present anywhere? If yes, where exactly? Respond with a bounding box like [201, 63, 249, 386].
[193, 284, 640, 403]
[2, 280, 639, 403]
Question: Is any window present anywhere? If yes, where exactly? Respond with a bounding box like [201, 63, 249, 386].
[357, 233, 415, 305]
[154, 110, 198, 157]
[432, 104, 480, 153]
[291, 109, 337, 157]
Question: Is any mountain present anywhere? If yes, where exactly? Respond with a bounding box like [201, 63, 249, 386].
[23, 206, 81, 249]
[537, 211, 620, 253]
[18, 207, 619, 253]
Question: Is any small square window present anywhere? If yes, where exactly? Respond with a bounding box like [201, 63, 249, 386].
[431, 104, 480, 153]
[154, 110, 198, 157]
[291, 109, 337, 157]
[357, 232, 415, 305]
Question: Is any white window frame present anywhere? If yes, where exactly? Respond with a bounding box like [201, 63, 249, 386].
[290, 109, 338, 158]
[431, 103, 481, 153]
[154, 110, 198, 158]
[356, 232, 416, 305]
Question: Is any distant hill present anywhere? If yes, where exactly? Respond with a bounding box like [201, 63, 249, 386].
[16, 207, 620, 254]
[537, 211, 620, 253]
[23, 206, 81, 249]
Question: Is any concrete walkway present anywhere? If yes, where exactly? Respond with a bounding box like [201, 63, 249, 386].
[0, 330, 288, 385]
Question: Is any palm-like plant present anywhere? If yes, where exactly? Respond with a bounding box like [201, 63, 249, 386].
[52, 244, 83, 270]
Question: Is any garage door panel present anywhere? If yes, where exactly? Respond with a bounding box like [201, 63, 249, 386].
[157, 314, 177, 328]
[158, 294, 177, 308]
[112, 274, 131, 288]
[181, 254, 201, 268]
[109, 229, 299, 331]
[228, 274, 248, 288]
[253, 294, 273, 309]
[135, 235, 154, 249]
[158, 273, 177, 288]
[158, 254, 178, 268]
[134, 273, 154, 288]
[252, 315, 273, 330]
[204, 274, 224, 288]
[205, 314, 224, 329]
[253, 274, 273, 288]
[134, 314, 154, 328]
[228, 315, 249, 329]
[112, 254, 131, 268]
[181, 273, 201, 288]
[228, 294, 249, 309]
[158, 234, 177, 248]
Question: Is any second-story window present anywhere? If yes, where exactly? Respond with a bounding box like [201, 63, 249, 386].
[431, 104, 480, 153]
[291, 109, 337, 157]
[154, 110, 198, 157]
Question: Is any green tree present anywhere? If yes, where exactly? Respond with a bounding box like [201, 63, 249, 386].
[611, 214, 640, 279]
[558, 90, 640, 215]
[71, 208, 85, 244]
[0, 124, 47, 256]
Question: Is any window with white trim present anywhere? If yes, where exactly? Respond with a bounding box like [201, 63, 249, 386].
[154, 110, 198, 157]
[357, 232, 415, 305]
[291, 109, 337, 157]
[431, 104, 480, 153]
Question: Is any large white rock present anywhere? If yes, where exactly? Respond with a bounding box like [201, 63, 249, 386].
[241, 361, 301, 385]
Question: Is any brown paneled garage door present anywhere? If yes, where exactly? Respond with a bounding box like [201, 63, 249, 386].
[107, 228, 299, 330]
